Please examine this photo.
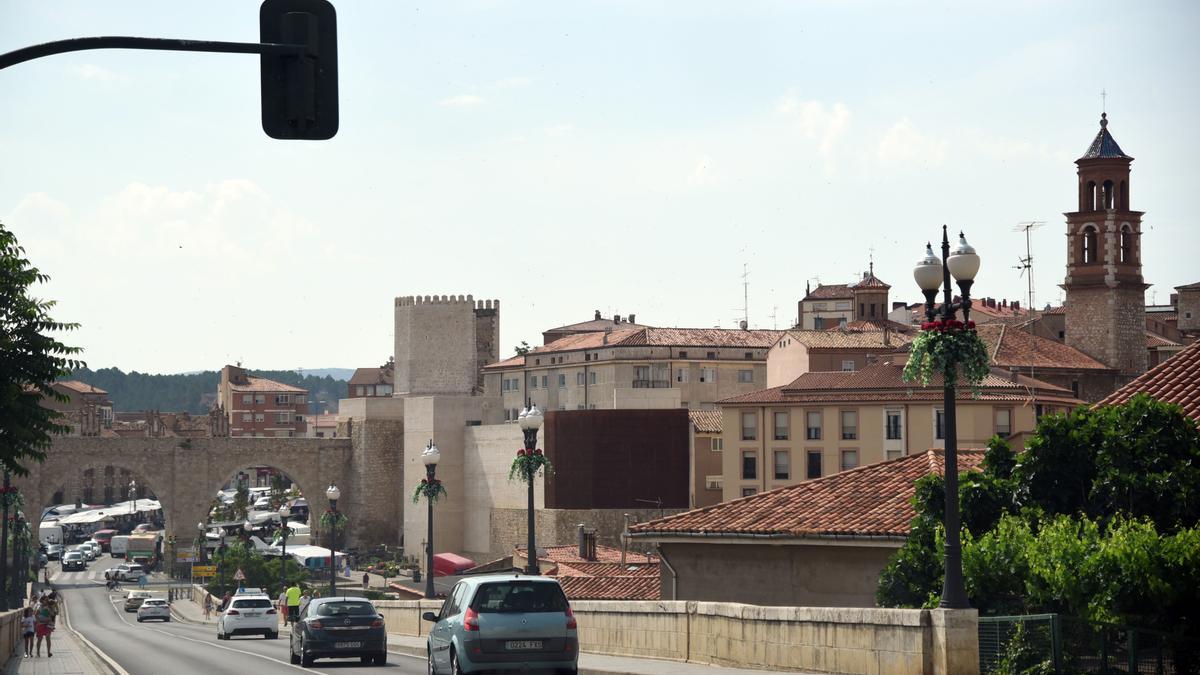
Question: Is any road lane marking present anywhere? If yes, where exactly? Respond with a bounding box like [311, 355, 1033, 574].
[60, 598, 134, 675]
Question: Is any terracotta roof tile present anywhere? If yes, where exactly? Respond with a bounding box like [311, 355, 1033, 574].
[1175, 281, 1200, 291]
[688, 410, 722, 434]
[1097, 339, 1200, 421]
[56, 380, 107, 395]
[515, 544, 658, 565]
[556, 576, 660, 601]
[227, 376, 307, 394]
[550, 562, 658, 578]
[1042, 306, 1067, 315]
[629, 449, 985, 539]
[1147, 332, 1180, 349]
[485, 327, 781, 369]
[851, 271, 891, 290]
[782, 329, 913, 350]
[484, 354, 526, 370]
[837, 320, 914, 333]
[546, 318, 650, 333]
[802, 284, 853, 301]
[349, 366, 393, 386]
[976, 324, 1111, 372]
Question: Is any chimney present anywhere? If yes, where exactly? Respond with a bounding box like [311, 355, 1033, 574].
[595, 309, 601, 320]
[603, 327, 612, 345]
[1012, 300, 1020, 310]
[884, 323, 891, 346]
[739, 320, 749, 330]
[1170, 293, 1179, 307]
[613, 314, 620, 323]
[892, 301, 906, 310]
[577, 524, 586, 560]
[628, 314, 636, 324]
[1010, 368, 1020, 383]
[1002, 299, 1008, 308]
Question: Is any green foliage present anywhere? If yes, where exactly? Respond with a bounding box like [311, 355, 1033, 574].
[902, 323, 991, 386]
[514, 341, 531, 356]
[66, 366, 347, 415]
[992, 621, 1055, 675]
[0, 221, 83, 475]
[232, 484, 249, 521]
[207, 543, 306, 598]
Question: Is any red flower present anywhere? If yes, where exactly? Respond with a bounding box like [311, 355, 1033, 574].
[967, 320, 976, 329]
[421, 478, 428, 484]
[534, 449, 543, 456]
[517, 449, 527, 457]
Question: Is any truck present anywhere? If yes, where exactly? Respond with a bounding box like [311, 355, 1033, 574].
[39, 522, 64, 546]
[110, 535, 130, 558]
[127, 533, 158, 569]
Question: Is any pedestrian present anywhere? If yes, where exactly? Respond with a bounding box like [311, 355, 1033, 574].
[34, 598, 54, 658]
[220, 592, 232, 612]
[21, 607, 35, 658]
[362, 571, 370, 589]
[278, 588, 289, 626]
[286, 582, 301, 623]
[138, 573, 148, 589]
[203, 593, 214, 620]
[298, 589, 312, 616]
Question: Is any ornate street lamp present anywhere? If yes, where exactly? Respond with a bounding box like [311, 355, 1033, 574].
[518, 403, 544, 575]
[197, 521, 208, 565]
[128, 479, 137, 517]
[913, 225, 980, 610]
[326, 484, 341, 596]
[421, 440, 441, 599]
[278, 503, 292, 600]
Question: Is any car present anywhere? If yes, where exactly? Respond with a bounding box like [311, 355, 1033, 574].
[46, 544, 64, 560]
[62, 551, 86, 571]
[113, 563, 145, 581]
[137, 598, 170, 622]
[424, 574, 578, 674]
[289, 597, 386, 666]
[133, 523, 156, 533]
[78, 543, 98, 560]
[218, 592, 278, 640]
[124, 590, 154, 612]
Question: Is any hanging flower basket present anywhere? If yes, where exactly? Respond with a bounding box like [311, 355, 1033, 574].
[902, 319, 991, 386]
[411, 478, 448, 504]
[319, 509, 347, 530]
[508, 448, 553, 482]
[0, 486, 23, 510]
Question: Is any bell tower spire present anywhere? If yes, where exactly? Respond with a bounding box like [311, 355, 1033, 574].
[1062, 113, 1148, 379]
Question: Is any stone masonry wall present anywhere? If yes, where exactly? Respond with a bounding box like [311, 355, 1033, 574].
[481, 507, 683, 562]
[394, 295, 479, 396]
[1066, 285, 1147, 377]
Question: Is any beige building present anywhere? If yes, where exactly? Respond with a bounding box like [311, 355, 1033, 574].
[482, 327, 784, 416]
[716, 359, 1080, 502]
[796, 264, 894, 330]
[767, 328, 913, 387]
[688, 410, 724, 508]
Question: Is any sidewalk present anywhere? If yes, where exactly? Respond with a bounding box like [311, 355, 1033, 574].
[4, 611, 105, 675]
[171, 594, 802, 674]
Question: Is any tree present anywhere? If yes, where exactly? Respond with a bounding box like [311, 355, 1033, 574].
[514, 341, 531, 356]
[0, 221, 83, 475]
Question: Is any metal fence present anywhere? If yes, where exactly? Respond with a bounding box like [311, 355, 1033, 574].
[979, 614, 1178, 674]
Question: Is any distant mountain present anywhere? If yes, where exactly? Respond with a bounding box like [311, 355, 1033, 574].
[68, 367, 348, 415]
[296, 368, 355, 380]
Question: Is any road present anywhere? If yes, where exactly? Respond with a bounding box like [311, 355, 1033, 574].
[46, 561, 426, 674]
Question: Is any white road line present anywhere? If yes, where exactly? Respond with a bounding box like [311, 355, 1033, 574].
[61, 598, 133, 675]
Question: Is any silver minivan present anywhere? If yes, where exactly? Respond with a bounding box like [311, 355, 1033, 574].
[424, 574, 578, 674]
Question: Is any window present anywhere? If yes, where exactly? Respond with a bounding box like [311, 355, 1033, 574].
[535, 358, 541, 365]
[275, 394, 290, 405]
[773, 451, 790, 480]
[540, 375, 548, 388]
[870, 303, 877, 317]
[738, 369, 754, 383]
[773, 411, 789, 440]
[295, 415, 305, 423]
[705, 475, 723, 491]
[706, 351, 716, 359]
[679, 351, 688, 358]
[995, 408, 1012, 437]
[676, 368, 689, 383]
[589, 372, 597, 385]
[276, 412, 291, 424]
[840, 450, 859, 471]
[841, 360, 855, 372]
[806, 411, 822, 440]
[887, 448, 904, 461]
[634, 366, 650, 382]
[740, 412, 757, 441]
[254, 394, 265, 405]
[1120, 225, 1133, 264]
[377, 385, 392, 396]
[504, 409, 511, 421]
[502, 379, 510, 392]
[242, 394, 253, 404]
[576, 372, 585, 386]
[700, 368, 716, 383]
[254, 413, 265, 423]
[558, 374, 566, 388]
[741, 451, 757, 480]
[511, 408, 520, 421]
[840, 410, 857, 440]
[1082, 226, 1098, 264]
[741, 487, 757, 498]
[530, 376, 538, 389]
[859, 303, 865, 316]
[294, 395, 306, 404]
[935, 409, 946, 440]
[813, 302, 827, 310]
[1071, 381, 1080, 398]
[744, 352, 753, 360]
[886, 410, 902, 440]
[806, 451, 823, 479]
[836, 301, 851, 311]
[241, 413, 252, 422]
[711, 438, 723, 451]
[511, 378, 520, 391]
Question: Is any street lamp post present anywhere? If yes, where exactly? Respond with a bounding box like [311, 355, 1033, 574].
[197, 522, 208, 565]
[913, 224, 980, 610]
[421, 441, 441, 598]
[128, 479, 137, 518]
[0, 471, 11, 612]
[278, 503, 291, 595]
[326, 484, 341, 596]
[518, 403, 544, 575]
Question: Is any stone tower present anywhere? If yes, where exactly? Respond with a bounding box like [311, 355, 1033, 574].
[1062, 113, 1148, 379]
[393, 295, 500, 395]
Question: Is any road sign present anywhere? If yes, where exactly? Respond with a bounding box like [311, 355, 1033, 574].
[177, 550, 197, 563]
[233, 568, 246, 581]
[192, 565, 216, 577]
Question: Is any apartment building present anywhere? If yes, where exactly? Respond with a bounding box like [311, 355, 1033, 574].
[796, 264, 893, 330]
[715, 359, 1081, 502]
[767, 328, 913, 387]
[217, 364, 309, 437]
[482, 327, 783, 418]
[689, 410, 724, 508]
[347, 358, 394, 398]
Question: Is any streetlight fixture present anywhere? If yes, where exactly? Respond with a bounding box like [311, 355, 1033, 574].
[421, 440, 441, 599]
[197, 521, 208, 565]
[128, 479, 138, 517]
[326, 483, 341, 596]
[517, 403, 544, 575]
[278, 503, 292, 600]
[912, 224, 979, 610]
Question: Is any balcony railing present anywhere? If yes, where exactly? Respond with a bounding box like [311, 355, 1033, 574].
[631, 379, 672, 389]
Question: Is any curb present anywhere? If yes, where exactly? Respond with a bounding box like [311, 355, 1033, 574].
[59, 596, 131, 675]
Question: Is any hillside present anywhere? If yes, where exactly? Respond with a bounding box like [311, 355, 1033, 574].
[69, 367, 347, 415]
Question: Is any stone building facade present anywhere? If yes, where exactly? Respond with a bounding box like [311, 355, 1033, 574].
[393, 295, 499, 396]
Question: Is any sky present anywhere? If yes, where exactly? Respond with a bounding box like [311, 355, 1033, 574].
[2, 1, 1198, 375]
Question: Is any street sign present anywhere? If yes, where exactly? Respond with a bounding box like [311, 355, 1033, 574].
[233, 568, 246, 581]
[177, 550, 197, 563]
[192, 565, 217, 577]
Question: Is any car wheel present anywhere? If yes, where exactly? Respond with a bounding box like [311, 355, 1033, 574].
[289, 647, 301, 665]
[268, 631, 278, 640]
[301, 650, 314, 668]
[428, 648, 436, 675]
[361, 655, 373, 664]
[137, 618, 143, 623]
[375, 653, 387, 666]
[450, 649, 464, 675]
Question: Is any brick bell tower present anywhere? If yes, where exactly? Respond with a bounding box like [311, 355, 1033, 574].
[1062, 113, 1148, 379]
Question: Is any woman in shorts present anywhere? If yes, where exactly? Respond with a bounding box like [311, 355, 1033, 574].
[22, 607, 35, 657]
[34, 598, 54, 657]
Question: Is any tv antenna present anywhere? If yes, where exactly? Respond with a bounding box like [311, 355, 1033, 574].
[732, 263, 750, 329]
[1012, 221, 1045, 315]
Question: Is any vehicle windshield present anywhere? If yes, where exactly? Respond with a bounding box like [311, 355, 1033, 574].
[314, 601, 375, 617]
[231, 599, 272, 609]
[143, 600, 166, 606]
[470, 581, 569, 614]
[64, 553, 80, 559]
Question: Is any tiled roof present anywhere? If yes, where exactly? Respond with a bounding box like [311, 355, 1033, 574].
[56, 380, 107, 395]
[1097, 339, 1200, 421]
[688, 410, 722, 434]
[837, 320, 913, 333]
[718, 360, 1079, 406]
[1176, 281, 1200, 291]
[976, 324, 1112, 372]
[1079, 114, 1132, 160]
[1147, 332, 1181, 349]
[555, 576, 659, 601]
[515, 544, 658, 565]
[1042, 305, 1067, 315]
[781, 329, 913, 350]
[484, 327, 782, 369]
[551, 562, 658, 578]
[484, 354, 526, 370]
[802, 284, 853, 301]
[629, 449, 985, 539]
[546, 318, 650, 333]
[226, 376, 307, 393]
[851, 270, 891, 290]
[348, 366, 393, 386]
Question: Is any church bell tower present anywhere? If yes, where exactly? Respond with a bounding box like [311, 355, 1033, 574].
[1062, 113, 1148, 378]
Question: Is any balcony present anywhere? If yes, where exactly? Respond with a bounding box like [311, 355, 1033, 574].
[631, 379, 672, 389]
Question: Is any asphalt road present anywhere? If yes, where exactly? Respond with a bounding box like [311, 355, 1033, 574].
[47, 562, 426, 675]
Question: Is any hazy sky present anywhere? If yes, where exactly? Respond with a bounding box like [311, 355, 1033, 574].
[3, 1, 1198, 374]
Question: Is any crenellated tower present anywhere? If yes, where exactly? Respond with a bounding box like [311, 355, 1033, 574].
[393, 295, 500, 396]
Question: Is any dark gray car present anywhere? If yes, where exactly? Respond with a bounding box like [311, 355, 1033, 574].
[289, 597, 387, 667]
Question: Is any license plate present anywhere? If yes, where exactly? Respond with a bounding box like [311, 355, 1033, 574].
[335, 641, 363, 649]
[506, 640, 543, 651]
[244, 612, 260, 617]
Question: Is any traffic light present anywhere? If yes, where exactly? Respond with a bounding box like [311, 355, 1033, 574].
[259, 0, 338, 140]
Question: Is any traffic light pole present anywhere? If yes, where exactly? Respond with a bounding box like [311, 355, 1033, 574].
[0, 36, 307, 71]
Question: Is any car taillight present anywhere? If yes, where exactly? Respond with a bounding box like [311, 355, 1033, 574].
[463, 607, 479, 632]
[565, 606, 577, 630]
[371, 618, 383, 627]
[227, 610, 240, 615]
[309, 620, 323, 629]
[266, 609, 276, 614]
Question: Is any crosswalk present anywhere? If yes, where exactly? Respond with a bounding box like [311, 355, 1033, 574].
[47, 565, 163, 588]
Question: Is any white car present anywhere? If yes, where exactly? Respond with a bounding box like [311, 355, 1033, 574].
[217, 592, 279, 640]
[77, 543, 98, 560]
[113, 563, 144, 581]
[137, 598, 170, 622]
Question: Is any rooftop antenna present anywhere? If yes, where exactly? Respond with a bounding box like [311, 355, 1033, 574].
[769, 305, 779, 330]
[731, 263, 750, 329]
[1013, 221, 1045, 319]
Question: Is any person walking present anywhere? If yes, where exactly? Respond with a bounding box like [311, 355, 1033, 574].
[138, 572, 148, 589]
[298, 589, 312, 617]
[362, 571, 370, 589]
[34, 598, 54, 658]
[203, 593, 214, 620]
[21, 607, 35, 658]
[285, 582, 301, 624]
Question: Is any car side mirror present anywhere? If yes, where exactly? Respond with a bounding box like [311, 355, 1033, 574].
[422, 612, 438, 622]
